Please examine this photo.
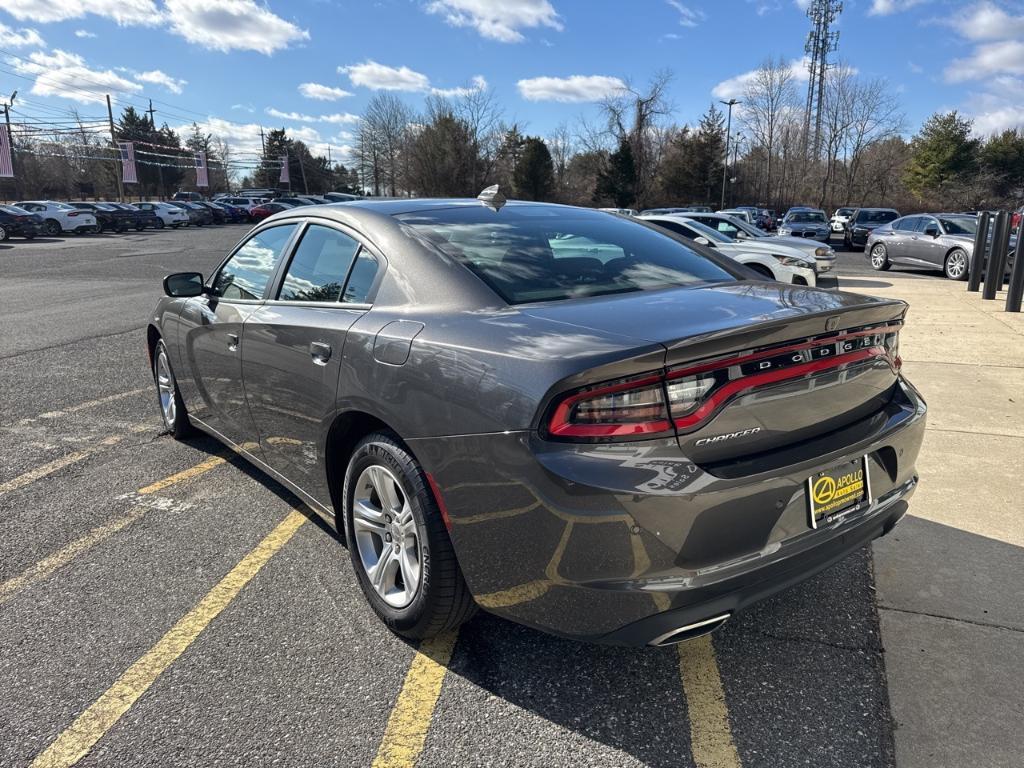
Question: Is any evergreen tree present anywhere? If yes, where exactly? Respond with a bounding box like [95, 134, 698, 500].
[595, 139, 636, 207]
[256, 128, 292, 190]
[904, 111, 979, 200]
[116, 106, 183, 197]
[691, 103, 727, 205]
[979, 129, 1024, 200]
[513, 136, 554, 201]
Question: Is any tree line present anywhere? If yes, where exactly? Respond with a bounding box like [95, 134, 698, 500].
[3, 60, 1023, 212]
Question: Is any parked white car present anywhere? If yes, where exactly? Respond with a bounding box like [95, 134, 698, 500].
[720, 208, 755, 224]
[214, 196, 264, 212]
[675, 211, 837, 273]
[14, 201, 96, 235]
[136, 201, 190, 228]
[641, 214, 819, 287]
[831, 207, 855, 233]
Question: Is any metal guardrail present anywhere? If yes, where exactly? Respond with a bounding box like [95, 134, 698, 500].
[970, 211, 1024, 312]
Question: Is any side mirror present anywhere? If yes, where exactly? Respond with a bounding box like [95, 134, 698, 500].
[163, 271, 205, 297]
[928, 227, 940, 238]
[695, 236, 711, 246]
[736, 230, 749, 240]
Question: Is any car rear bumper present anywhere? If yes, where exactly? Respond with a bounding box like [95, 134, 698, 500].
[415, 377, 926, 645]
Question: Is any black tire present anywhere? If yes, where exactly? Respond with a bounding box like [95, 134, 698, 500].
[746, 262, 776, 280]
[944, 248, 969, 281]
[42, 219, 61, 236]
[343, 433, 476, 639]
[155, 219, 165, 229]
[152, 339, 193, 439]
[0, 225, 7, 242]
[135, 224, 145, 231]
[869, 242, 891, 271]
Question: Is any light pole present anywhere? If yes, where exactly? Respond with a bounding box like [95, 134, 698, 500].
[720, 98, 740, 211]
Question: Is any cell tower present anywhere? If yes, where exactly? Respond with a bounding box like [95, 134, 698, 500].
[803, 0, 842, 157]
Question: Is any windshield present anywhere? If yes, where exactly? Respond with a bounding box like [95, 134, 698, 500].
[0, 205, 28, 214]
[856, 209, 898, 223]
[939, 216, 977, 235]
[786, 211, 827, 223]
[673, 217, 731, 243]
[399, 206, 736, 305]
[836, 208, 854, 216]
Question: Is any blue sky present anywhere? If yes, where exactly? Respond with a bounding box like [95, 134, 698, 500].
[2, 0, 1023, 166]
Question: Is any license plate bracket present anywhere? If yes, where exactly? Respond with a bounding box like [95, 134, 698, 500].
[807, 456, 870, 528]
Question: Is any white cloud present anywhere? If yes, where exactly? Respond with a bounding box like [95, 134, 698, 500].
[340, 60, 431, 91]
[425, 0, 561, 43]
[868, 0, 927, 15]
[74, 29, 97, 38]
[946, 39, 1024, 81]
[0, 23, 45, 48]
[952, 1, 1024, 40]
[666, 0, 705, 27]
[265, 108, 360, 125]
[2, 0, 159, 25]
[517, 74, 627, 102]
[9, 48, 141, 103]
[298, 82, 352, 101]
[135, 68, 187, 94]
[711, 57, 810, 100]
[164, 0, 308, 54]
[431, 75, 488, 97]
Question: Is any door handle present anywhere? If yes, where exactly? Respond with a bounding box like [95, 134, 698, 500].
[227, 333, 239, 352]
[310, 341, 332, 365]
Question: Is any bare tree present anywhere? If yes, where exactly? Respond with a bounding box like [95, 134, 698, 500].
[356, 92, 413, 196]
[742, 57, 798, 206]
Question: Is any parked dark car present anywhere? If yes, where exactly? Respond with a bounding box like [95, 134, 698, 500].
[273, 196, 315, 207]
[0, 204, 41, 240]
[148, 197, 925, 646]
[170, 201, 213, 226]
[844, 208, 900, 250]
[212, 202, 249, 223]
[195, 201, 227, 224]
[250, 202, 294, 221]
[121, 202, 162, 230]
[68, 202, 124, 233]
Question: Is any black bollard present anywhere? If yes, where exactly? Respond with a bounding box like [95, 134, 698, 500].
[982, 211, 1010, 300]
[1006, 219, 1024, 312]
[967, 211, 990, 293]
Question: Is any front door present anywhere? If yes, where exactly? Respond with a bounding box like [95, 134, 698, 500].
[176, 223, 299, 446]
[242, 222, 381, 505]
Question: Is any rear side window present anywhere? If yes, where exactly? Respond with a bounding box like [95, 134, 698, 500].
[212, 224, 297, 300]
[398, 207, 734, 305]
[343, 252, 380, 303]
[278, 224, 361, 302]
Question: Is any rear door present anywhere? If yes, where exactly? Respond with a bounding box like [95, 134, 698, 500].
[241, 220, 384, 504]
[176, 223, 299, 446]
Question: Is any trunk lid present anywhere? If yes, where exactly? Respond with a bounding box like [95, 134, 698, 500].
[525, 282, 907, 465]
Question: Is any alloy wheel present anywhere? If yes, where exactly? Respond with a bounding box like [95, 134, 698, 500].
[871, 245, 887, 268]
[155, 349, 177, 428]
[43, 220, 60, 236]
[946, 250, 968, 280]
[352, 465, 422, 608]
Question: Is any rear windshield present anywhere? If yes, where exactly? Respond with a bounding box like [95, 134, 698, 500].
[398, 206, 735, 305]
[786, 211, 827, 223]
[856, 210, 898, 223]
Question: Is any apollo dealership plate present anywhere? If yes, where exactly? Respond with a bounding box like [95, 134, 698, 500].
[807, 456, 869, 528]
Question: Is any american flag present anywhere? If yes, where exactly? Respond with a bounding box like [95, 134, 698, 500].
[0, 124, 14, 178]
[195, 151, 209, 188]
[279, 153, 289, 184]
[118, 141, 138, 184]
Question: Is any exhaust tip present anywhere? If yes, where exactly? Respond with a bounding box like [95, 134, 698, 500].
[649, 613, 731, 647]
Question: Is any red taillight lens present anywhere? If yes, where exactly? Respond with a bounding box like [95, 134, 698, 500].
[68, 211, 80, 217]
[548, 375, 671, 438]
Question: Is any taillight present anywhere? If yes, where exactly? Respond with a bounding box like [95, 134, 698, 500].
[548, 375, 671, 438]
[546, 324, 902, 441]
[68, 211, 80, 217]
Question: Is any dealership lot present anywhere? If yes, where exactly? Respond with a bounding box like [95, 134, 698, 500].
[1, 227, 1019, 767]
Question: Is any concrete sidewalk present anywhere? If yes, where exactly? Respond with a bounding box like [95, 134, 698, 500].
[845, 273, 1024, 768]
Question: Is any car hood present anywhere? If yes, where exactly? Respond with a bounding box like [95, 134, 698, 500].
[764, 235, 831, 255]
[716, 239, 815, 264]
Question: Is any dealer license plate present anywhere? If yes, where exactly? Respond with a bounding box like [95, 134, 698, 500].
[807, 456, 869, 528]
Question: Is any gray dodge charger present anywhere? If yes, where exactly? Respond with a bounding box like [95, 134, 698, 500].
[146, 195, 926, 646]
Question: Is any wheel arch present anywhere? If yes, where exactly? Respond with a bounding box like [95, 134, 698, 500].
[146, 324, 161, 366]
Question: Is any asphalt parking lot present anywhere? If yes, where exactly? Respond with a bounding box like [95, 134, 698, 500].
[0, 226, 961, 767]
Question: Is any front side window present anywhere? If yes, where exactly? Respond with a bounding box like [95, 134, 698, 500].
[279, 224, 360, 302]
[399, 207, 734, 305]
[212, 224, 297, 300]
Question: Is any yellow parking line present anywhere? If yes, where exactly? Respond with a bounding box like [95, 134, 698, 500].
[0, 435, 125, 496]
[37, 389, 151, 420]
[0, 454, 229, 605]
[29, 509, 307, 768]
[372, 630, 459, 768]
[137, 454, 227, 495]
[677, 636, 741, 768]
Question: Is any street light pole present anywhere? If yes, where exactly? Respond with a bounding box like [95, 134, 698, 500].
[720, 98, 740, 211]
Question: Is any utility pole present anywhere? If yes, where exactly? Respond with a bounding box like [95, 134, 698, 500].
[803, 0, 842, 158]
[145, 98, 165, 199]
[298, 152, 309, 195]
[2, 90, 18, 199]
[106, 94, 124, 202]
[720, 98, 740, 211]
